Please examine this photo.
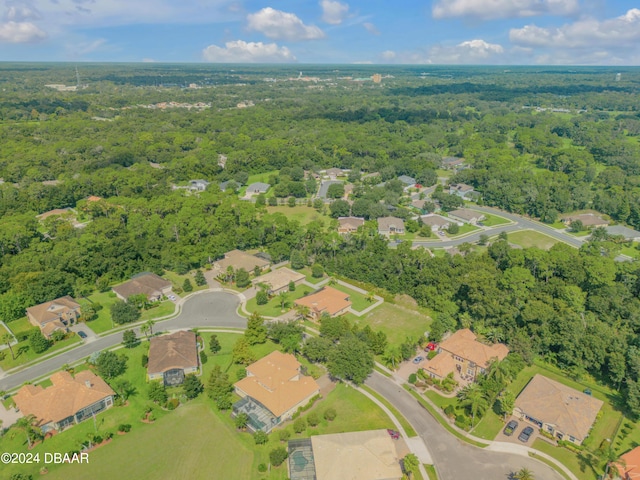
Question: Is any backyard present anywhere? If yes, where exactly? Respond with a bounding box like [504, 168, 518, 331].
[352, 301, 431, 347]
[329, 282, 373, 312]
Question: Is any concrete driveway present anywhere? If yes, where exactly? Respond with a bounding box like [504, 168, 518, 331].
[0, 401, 21, 430]
[70, 323, 97, 343]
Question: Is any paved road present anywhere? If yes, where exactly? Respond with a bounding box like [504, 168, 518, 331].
[365, 372, 563, 480]
[0, 291, 245, 392]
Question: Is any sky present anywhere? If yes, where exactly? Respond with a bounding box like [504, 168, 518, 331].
[0, 0, 639, 65]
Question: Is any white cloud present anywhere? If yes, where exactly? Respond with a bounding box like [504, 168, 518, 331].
[381, 50, 396, 60]
[202, 40, 296, 63]
[5, 3, 42, 21]
[432, 0, 578, 20]
[247, 7, 324, 41]
[0, 20, 45, 42]
[380, 39, 505, 64]
[320, 0, 349, 25]
[363, 22, 379, 35]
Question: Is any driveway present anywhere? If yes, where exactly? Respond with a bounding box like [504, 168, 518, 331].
[69, 323, 97, 343]
[366, 372, 563, 480]
[0, 291, 246, 392]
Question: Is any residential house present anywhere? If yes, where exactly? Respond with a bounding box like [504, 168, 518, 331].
[233, 351, 320, 432]
[606, 225, 640, 241]
[212, 249, 270, 278]
[561, 213, 609, 229]
[289, 430, 403, 480]
[424, 328, 509, 381]
[251, 267, 305, 295]
[614, 446, 640, 480]
[36, 208, 73, 222]
[87, 195, 102, 202]
[514, 374, 603, 445]
[420, 214, 459, 232]
[411, 199, 430, 213]
[397, 175, 416, 190]
[13, 371, 115, 433]
[188, 179, 209, 192]
[325, 168, 344, 180]
[449, 183, 476, 200]
[377, 217, 405, 237]
[294, 286, 351, 320]
[337, 216, 365, 234]
[148, 331, 199, 386]
[246, 182, 270, 195]
[448, 208, 486, 225]
[219, 180, 242, 192]
[26, 296, 81, 339]
[112, 273, 173, 302]
[441, 156, 467, 171]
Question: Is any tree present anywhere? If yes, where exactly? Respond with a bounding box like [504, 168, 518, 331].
[233, 336, 256, 365]
[403, 453, 420, 478]
[288, 280, 296, 292]
[447, 223, 460, 235]
[498, 390, 515, 420]
[326, 183, 345, 199]
[182, 373, 203, 399]
[15, 414, 38, 449]
[209, 334, 221, 354]
[235, 412, 249, 430]
[570, 220, 584, 232]
[122, 329, 138, 348]
[290, 249, 305, 269]
[194, 270, 207, 286]
[293, 417, 306, 433]
[478, 234, 489, 246]
[254, 430, 269, 445]
[303, 336, 333, 363]
[144, 319, 156, 337]
[207, 365, 233, 409]
[513, 467, 535, 480]
[1, 332, 15, 360]
[307, 412, 319, 427]
[182, 278, 193, 292]
[269, 446, 288, 467]
[382, 345, 403, 369]
[457, 383, 488, 428]
[235, 268, 250, 288]
[287, 196, 296, 207]
[277, 291, 290, 311]
[327, 335, 374, 385]
[112, 379, 135, 401]
[29, 330, 50, 354]
[329, 199, 350, 217]
[110, 300, 140, 325]
[245, 312, 267, 345]
[256, 290, 268, 305]
[311, 264, 324, 278]
[96, 351, 127, 379]
[148, 381, 168, 404]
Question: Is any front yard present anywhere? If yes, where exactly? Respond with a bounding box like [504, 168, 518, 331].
[244, 287, 311, 318]
[352, 301, 431, 347]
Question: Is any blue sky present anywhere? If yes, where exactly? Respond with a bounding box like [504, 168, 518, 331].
[0, 0, 639, 64]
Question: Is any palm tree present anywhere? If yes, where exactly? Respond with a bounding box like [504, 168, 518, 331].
[140, 323, 150, 339]
[403, 453, 420, 479]
[277, 291, 290, 311]
[16, 414, 38, 448]
[145, 319, 156, 337]
[382, 345, 403, 370]
[294, 303, 310, 320]
[512, 467, 534, 480]
[457, 383, 488, 428]
[1, 332, 15, 360]
[365, 292, 375, 303]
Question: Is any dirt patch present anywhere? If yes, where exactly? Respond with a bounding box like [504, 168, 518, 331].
[394, 294, 418, 308]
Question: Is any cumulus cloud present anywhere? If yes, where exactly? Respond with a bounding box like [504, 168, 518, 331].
[380, 39, 505, 64]
[202, 39, 296, 63]
[432, 0, 578, 20]
[247, 7, 324, 41]
[0, 20, 46, 42]
[363, 22, 379, 35]
[320, 0, 349, 25]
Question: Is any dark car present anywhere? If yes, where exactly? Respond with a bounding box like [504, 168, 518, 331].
[77, 331, 87, 339]
[503, 420, 519, 436]
[518, 426, 534, 443]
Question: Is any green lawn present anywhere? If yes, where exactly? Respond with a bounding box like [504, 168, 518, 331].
[329, 283, 372, 312]
[445, 223, 480, 237]
[353, 302, 431, 347]
[244, 287, 311, 318]
[6, 316, 35, 335]
[425, 464, 439, 480]
[472, 408, 505, 440]
[507, 230, 560, 250]
[480, 213, 511, 227]
[0, 334, 82, 371]
[163, 270, 208, 293]
[265, 205, 331, 226]
[533, 439, 597, 480]
[297, 266, 327, 284]
[619, 243, 640, 259]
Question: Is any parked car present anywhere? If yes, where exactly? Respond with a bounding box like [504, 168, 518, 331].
[424, 342, 438, 352]
[503, 420, 518, 436]
[412, 356, 424, 364]
[168, 295, 177, 301]
[387, 429, 400, 440]
[518, 426, 534, 443]
[77, 331, 87, 339]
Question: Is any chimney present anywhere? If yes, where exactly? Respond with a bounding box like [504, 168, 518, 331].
[85, 380, 92, 388]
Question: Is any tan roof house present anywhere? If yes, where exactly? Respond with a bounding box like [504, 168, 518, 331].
[148, 331, 199, 386]
[294, 286, 351, 320]
[614, 446, 640, 480]
[337, 216, 365, 234]
[26, 296, 81, 339]
[112, 273, 172, 302]
[13, 370, 115, 433]
[36, 208, 74, 221]
[251, 267, 305, 295]
[424, 328, 509, 381]
[377, 217, 405, 237]
[233, 351, 320, 432]
[514, 374, 603, 445]
[212, 249, 270, 277]
[561, 213, 609, 228]
[449, 183, 475, 199]
[325, 168, 344, 180]
[448, 208, 486, 225]
[420, 214, 458, 232]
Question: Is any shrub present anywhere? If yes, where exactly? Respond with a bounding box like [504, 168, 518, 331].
[408, 373, 417, 384]
[443, 405, 456, 418]
[311, 264, 324, 278]
[92, 435, 103, 444]
[269, 447, 288, 467]
[254, 431, 269, 445]
[118, 424, 131, 433]
[307, 412, 319, 427]
[455, 415, 470, 430]
[104, 432, 113, 440]
[166, 398, 180, 410]
[258, 464, 267, 473]
[278, 429, 291, 442]
[256, 290, 268, 305]
[293, 417, 306, 433]
[200, 350, 208, 365]
[324, 407, 337, 421]
[141, 354, 149, 367]
[427, 350, 438, 360]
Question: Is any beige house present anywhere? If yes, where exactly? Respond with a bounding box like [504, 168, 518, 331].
[420, 214, 460, 232]
[561, 213, 609, 229]
[148, 331, 199, 386]
[448, 208, 486, 225]
[449, 183, 475, 199]
[514, 374, 603, 445]
[212, 249, 270, 277]
[251, 267, 305, 295]
[337, 216, 365, 234]
[13, 371, 115, 433]
[26, 296, 81, 339]
[233, 351, 320, 432]
[112, 273, 172, 302]
[294, 286, 351, 320]
[424, 329, 509, 381]
[377, 217, 405, 237]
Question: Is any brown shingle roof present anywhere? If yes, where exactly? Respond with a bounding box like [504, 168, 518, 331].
[147, 331, 198, 375]
[377, 217, 405, 232]
[424, 352, 458, 378]
[112, 273, 172, 300]
[213, 249, 270, 273]
[448, 208, 484, 222]
[26, 296, 80, 326]
[438, 329, 509, 369]
[337, 216, 365, 231]
[13, 371, 114, 427]
[420, 214, 452, 227]
[235, 351, 319, 417]
[294, 286, 351, 317]
[251, 267, 305, 292]
[515, 374, 603, 442]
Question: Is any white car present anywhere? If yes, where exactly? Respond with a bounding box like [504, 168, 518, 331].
[168, 295, 177, 301]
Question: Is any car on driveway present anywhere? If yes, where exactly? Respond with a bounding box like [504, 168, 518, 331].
[412, 356, 424, 364]
[518, 426, 534, 443]
[168, 295, 177, 301]
[387, 429, 400, 440]
[77, 331, 87, 339]
[503, 420, 518, 436]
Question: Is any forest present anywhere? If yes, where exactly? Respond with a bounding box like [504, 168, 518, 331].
[1, 63, 640, 414]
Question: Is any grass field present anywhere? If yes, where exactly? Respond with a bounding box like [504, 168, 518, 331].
[265, 205, 331, 226]
[329, 283, 372, 312]
[163, 270, 208, 294]
[425, 464, 439, 480]
[507, 230, 560, 250]
[445, 223, 480, 237]
[6, 316, 35, 335]
[480, 213, 511, 227]
[533, 439, 596, 480]
[352, 302, 431, 347]
[619, 243, 640, 259]
[296, 266, 327, 284]
[244, 286, 311, 318]
[0, 333, 82, 371]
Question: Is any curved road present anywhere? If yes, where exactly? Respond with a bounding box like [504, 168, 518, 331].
[366, 372, 563, 480]
[0, 291, 246, 392]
